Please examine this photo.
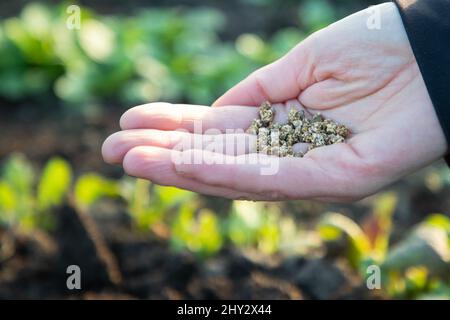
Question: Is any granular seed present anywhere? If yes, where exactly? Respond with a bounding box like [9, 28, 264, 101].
[247, 101, 350, 157]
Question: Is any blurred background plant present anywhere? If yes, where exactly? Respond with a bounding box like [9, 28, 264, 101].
[0, 2, 299, 112]
[0, 0, 449, 300]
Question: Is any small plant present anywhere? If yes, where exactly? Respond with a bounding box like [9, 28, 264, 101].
[0, 154, 72, 230]
[382, 214, 450, 298]
[171, 207, 223, 257]
[74, 172, 121, 209]
[121, 177, 194, 230]
[318, 192, 450, 298]
[227, 201, 281, 254]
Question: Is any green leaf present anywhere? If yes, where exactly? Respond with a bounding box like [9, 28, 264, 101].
[257, 222, 280, 254]
[1, 154, 35, 229]
[184, 8, 226, 32]
[382, 225, 450, 276]
[227, 201, 282, 252]
[124, 178, 155, 229]
[20, 3, 52, 39]
[78, 19, 116, 62]
[418, 283, 450, 300]
[0, 180, 17, 224]
[74, 173, 120, 208]
[270, 28, 305, 57]
[196, 209, 223, 255]
[2, 153, 34, 195]
[299, 0, 335, 31]
[318, 212, 371, 269]
[37, 157, 72, 211]
[171, 207, 223, 256]
[424, 214, 450, 232]
[368, 192, 397, 260]
[154, 185, 194, 207]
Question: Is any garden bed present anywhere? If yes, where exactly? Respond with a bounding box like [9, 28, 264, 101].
[0, 202, 376, 300]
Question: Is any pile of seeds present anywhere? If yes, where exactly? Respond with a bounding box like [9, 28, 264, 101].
[247, 101, 350, 157]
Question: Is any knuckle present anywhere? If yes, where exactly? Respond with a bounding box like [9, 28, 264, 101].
[252, 71, 271, 102]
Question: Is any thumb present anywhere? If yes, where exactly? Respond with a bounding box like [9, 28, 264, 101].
[213, 41, 315, 107]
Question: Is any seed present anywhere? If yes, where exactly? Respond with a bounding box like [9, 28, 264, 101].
[327, 134, 345, 144]
[336, 125, 349, 137]
[291, 119, 303, 128]
[324, 120, 337, 134]
[259, 101, 275, 124]
[312, 112, 323, 122]
[247, 119, 263, 135]
[270, 129, 280, 147]
[312, 133, 326, 147]
[279, 145, 293, 157]
[280, 124, 294, 141]
[247, 101, 350, 157]
[288, 108, 301, 123]
[310, 122, 323, 133]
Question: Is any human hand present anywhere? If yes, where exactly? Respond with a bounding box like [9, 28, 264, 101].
[102, 2, 447, 202]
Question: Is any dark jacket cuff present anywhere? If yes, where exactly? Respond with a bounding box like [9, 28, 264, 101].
[393, 0, 450, 165]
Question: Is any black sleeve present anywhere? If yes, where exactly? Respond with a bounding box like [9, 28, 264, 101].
[393, 0, 450, 164]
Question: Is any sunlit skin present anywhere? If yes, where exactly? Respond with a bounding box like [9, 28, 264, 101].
[102, 3, 447, 202]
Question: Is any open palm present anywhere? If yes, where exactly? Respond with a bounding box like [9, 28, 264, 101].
[102, 3, 446, 202]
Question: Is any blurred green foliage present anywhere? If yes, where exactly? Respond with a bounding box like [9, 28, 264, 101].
[0, 2, 311, 110]
[318, 193, 450, 299]
[74, 173, 120, 209]
[227, 201, 281, 254]
[319, 192, 397, 270]
[172, 207, 223, 256]
[0, 154, 72, 230]
[1, 154, 449, 298]
[37, 157, 72, 211]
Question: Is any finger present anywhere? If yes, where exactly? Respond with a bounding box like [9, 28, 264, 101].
[122, 146, 263, 200]
[173, 149, 338, 200]
[120, 102, 258, 132]
[102, 129, 257, 164]
[298, 78, 376, 110]
[213, 41, 315, 107]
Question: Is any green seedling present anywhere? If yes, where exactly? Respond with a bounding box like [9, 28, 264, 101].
[227, 201, 281, 255]
[318, 192, 397, 270]
[318, 192, 450, 298]
[74, 173, 120, 209]
[0, 154, 72, 230]
[171, 206, 223, 257]
[382, 214, 450, 298]
[122, 177, 195, 230]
